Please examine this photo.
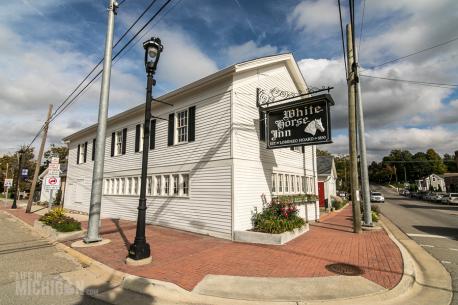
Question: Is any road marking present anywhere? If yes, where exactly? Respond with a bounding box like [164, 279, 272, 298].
[441, 261, 451, 264]
[419, 244, 435, 248]
[407, 233, 448, 239]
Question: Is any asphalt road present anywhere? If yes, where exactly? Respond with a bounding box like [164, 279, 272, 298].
[374, 185, 458, 305]
[0, 211, 109, 305]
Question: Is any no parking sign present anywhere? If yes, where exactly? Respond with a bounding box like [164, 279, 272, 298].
[44, 176, 61, 191]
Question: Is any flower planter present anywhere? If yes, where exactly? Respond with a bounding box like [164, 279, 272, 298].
[33, 220, 85, 242]
[233, 224, 309, 245]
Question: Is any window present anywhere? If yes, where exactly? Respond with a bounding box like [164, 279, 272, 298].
[296, 176, 301, 194]
[291, 175, 295, 193]
[115, 130, 123, 156]
[272, 174, 277, 193]
[138, 124, 144, 152]
[172, 174, 179, 195]
[176, 110, 188, 143]
[182, 174, 189, 196]
[147, 176, 152, 195]
[127, 177, 132, 195]
[279, 174, 283, 193]
[119, 178, 125, 195]
[285, 175, 289, 193]
[109, 179, 114, 194]
[155, 175, 162, 195]
[164, 175, 170, 195]
[77, 142, 87, 164]
[133, 177, 139, 195]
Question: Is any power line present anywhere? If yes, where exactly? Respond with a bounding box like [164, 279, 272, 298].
[361, 36, 458, 71]
[337, 0, 347, 77]
[48, 0, 173, 125]
[360, 74, 458, 88]
[27, 0, 160, 148]
[358, 0, 366, 55]
[28, 0, 173, 148]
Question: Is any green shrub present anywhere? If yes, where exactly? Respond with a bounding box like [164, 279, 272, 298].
[371, 204, 381, 215]
[252, 199, 305, 234]
[371, 211, 379, 222]
[39, 208, 81, 232]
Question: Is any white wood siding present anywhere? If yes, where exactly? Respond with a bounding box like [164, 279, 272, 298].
[232, 62, 319, 231]
[64, 83, 233, 239]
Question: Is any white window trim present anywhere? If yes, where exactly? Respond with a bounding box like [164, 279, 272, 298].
[138, 124, 144, 152]
[78, 143, 86, 164]
[175, 109, 188, 145]
[114, 129, 123, 156]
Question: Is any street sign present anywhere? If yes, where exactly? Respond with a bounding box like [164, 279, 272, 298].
[48, 163, 60, 171]
[21, 169, 29, 178]
[3, 179, 13, 187]
[265, 94, 334, 149]
[47, 170, 60, 176]
[51, 157, 60, 164]
[44, 176, 61, 191]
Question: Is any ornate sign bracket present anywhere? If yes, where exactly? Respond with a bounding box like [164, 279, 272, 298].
[256, 86, 333, 109]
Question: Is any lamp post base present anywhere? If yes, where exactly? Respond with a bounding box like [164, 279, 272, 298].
[128, 242, 151, 261]
[125, 255, 152, 266]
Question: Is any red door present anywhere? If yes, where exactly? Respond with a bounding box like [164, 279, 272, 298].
[318, 182, 325, 207]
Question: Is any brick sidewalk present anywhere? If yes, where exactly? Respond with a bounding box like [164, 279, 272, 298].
[1, 204, 403, 291]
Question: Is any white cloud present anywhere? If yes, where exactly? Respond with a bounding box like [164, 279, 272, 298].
[288, 0, 343, 35]
[321, 126, 458, 161]
[223, 40, 280, 64]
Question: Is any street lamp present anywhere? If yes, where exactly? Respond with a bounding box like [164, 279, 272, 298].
[127, 37, 163, 263]
[12, 149, 24, 209]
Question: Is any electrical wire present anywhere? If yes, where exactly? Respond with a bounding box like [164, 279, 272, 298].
[48, 0, 173, 125]
[337, 0, 347, 77]
[361, 36, 458, 71]
[358, 0, 366, 55]
[27, 0, 160, 148]
[27, 0, 173, 148]
[360, 74, 458, 88]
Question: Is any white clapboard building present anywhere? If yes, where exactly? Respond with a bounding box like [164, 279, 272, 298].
[63, 53, 319, 240]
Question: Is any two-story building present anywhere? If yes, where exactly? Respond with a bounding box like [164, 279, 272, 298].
[63, 53, 320, 240]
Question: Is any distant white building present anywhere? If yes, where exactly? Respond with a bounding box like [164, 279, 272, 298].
[63, 54, 320, 240]
[316, 156, 337, 208]
[416, 174, 446, 192]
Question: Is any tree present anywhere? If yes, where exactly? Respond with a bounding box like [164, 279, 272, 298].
[317, 149, 332, 157]
[443, 153, 457, 173]
[43, 144, 68, 167]
[1, 146, 36, 194]
[426, 148, 446, 174]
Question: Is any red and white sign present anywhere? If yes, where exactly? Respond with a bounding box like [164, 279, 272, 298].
[44, 176, 61, 191]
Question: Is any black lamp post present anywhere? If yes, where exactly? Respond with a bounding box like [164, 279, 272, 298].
[128, 37, 163, 261]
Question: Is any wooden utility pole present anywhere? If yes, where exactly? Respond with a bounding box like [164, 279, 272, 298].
[346, 23, 361, 233]
[26, 104, 53, 213]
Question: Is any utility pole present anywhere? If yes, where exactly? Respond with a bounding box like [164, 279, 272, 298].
[84, 0, 117, 243]
[4, 163, 9, 202]
[12, 150, 24, 209]
[346, 23, 361, 233]
[354, 44, 372, 226]
[26, 104, 53, 213]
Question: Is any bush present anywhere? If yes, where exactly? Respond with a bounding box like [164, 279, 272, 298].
[371, 211, 379, 222]
[39, 208, 81, 232]
[252, 199, 305, 234]
[371, 204, 381, 215]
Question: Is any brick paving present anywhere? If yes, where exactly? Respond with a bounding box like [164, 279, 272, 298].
[1, 204, 403, 291]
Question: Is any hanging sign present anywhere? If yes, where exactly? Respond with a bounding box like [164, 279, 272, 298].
[265, 94, 334, 149]
[44, 176, 61, 191]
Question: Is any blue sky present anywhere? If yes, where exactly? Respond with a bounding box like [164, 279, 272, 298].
[0, 0, 457, 160]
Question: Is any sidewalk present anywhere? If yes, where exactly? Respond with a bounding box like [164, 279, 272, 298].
[1, 202, 403, 292]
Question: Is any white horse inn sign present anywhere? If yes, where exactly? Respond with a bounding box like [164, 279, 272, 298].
[265, 94, 335, 149]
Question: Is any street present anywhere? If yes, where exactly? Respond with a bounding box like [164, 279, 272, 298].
[374, 186, 458, 305]
[0, 211, 109, 305]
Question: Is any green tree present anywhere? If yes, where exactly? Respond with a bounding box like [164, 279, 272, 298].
[317, 149, 332, 157]
[443, 153, 457, 173]
[426, 148, 447, 174]
[43, 145, 68, 167]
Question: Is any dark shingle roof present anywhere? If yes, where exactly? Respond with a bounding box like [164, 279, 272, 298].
[317, 156, 333, 175]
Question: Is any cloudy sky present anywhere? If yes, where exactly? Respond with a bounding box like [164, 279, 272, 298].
[0, 0, 457, 161]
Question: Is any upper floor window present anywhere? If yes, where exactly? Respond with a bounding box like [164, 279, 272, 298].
[177, 110, 188, 143]
[77, 142, 87, 164]
[115, 130, 123, 155]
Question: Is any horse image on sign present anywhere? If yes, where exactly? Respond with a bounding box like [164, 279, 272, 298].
[304, 118, 325, 136]
[265, 94, 334, 149]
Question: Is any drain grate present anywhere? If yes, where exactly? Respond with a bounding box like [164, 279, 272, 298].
[325, 263, 364, 276]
